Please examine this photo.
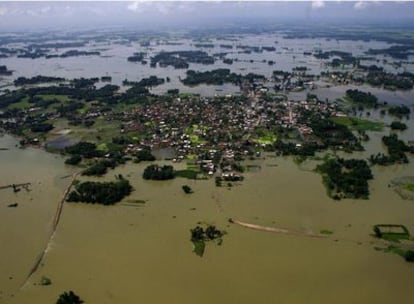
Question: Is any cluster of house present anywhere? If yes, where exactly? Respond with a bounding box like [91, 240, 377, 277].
[94, 88, 342, 176]
[1, 82, 344, 179]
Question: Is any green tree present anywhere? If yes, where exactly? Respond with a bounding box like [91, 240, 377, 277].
[56, 291, 83, 304]
[182, 185, 193, 194]
[143, 165, 175, 180]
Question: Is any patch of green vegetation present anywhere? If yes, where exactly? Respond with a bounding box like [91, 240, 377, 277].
[112, 102, 139, 113]
[185, 154, 198, 160]
[72, 118, 121, 143]
[190, 225, 224, 257]
[340, 96, 352, 103]
[320, 229, 334, 235]
[175, 169, 200, 179]
[373, 224, 410, 242]
[184, 125, 207, 145]
[182, 185, 193, 194]
[40, 276, 52, 286]
[67, 177, 132, 205]
[375, 245, 414, 262]
[316, 157, 373, 200]
[382, 234, 409, 243]
[65, 154, 82, 166]
[6, 97, 30, 110]
[66, 141, 102, 158]
[126, 199, 146, 204]
[106, 142, 124, 152]
[345, 89, 378, 107]
[96, 143, 109, 152]
[56, 290, 84, 304]
[185, 126, 194, 134]
[390, 121, 407, 131]
[405, 250, 414, 262]
[196, 173, 209, 180]
[330, 117, 384, 131]
[143, 164, 175, 180]
[82, 160, 113, 176]
[388, 105, 411, 118]
[38, 94, 70, 102]
[256, 133, 277, 145]
[186, 163, 200, 170]
[135, 147, 156, 162]
[189, 134, 204, 144]
[77, 105, 90, 115]
[192, 240, 205, 257]
[370, 134, 410, 166]
[402, 183, 414, 192]
[254, 128, 277, 145]
[287, 129, 300, 140]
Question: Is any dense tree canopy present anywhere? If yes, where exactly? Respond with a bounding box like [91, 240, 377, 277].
[56, 291, 83, 304]
[66, 141, 102, 158]
[67, 178, 132, 205]
[143, 165, 175, 180]
[65, 154, 82, 165]
[136, 147, 156, 162]
[390, 121, 407, 130]
[317, 158, 373, 200]
[346, 89, 378, 107]
[388, 105, 411, 118]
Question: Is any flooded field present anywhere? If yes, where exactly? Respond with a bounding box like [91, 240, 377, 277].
[1, 131, 414, 303]
[0, 134, 72, 299]
[1, 22, 414, 303]
[289, 82, 414, 106]
[1, 33, 413, 98]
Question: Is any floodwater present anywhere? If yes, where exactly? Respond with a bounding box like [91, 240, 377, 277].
[1, 129, 414, 303]
[289, 82, 414, 106]
[0, 134, 72, 300]
[1, 33, 413, 97]
[1, 32, 414, 303]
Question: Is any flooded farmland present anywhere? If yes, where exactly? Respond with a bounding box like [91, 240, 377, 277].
[1, 132, 414, 304]
[1, 7, 414, 302]
[1, 32, 414, 98]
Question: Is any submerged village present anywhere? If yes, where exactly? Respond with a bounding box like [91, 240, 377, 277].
[1, 23, 414, 303]
[3, 68, 413, 199]
[1, 52, 414, 200]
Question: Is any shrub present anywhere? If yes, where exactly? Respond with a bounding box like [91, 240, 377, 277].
[65, 155, 82, 165]
[182, 185, 193, 194]
[404, 250, 414, 262]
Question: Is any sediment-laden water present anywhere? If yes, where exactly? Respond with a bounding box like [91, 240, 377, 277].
[1, 33, 413, 97]
[0, 134, 72, 300]
[1, 30, 414, 303]
[1, 131, 414, 304]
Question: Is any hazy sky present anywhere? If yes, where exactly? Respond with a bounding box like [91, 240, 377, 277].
[0, 1, 413, 31]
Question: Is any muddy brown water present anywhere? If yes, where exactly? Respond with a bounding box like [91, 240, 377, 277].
[1, 133, 414, 303]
